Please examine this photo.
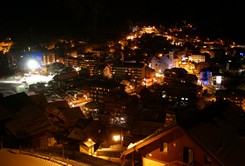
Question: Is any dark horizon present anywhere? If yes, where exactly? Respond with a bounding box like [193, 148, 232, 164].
[1, 0, 244, 43]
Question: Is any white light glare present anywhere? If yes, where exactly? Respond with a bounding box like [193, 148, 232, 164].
[216, 76, 222, 84]
[27, 59, 39, 70]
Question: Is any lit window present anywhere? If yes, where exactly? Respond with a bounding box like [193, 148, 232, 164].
[216, 76, 222, 84]
[160, 142, 168, 152]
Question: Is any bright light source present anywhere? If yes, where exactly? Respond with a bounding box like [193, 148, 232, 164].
[19, 74, 54, 85]
[113, 135, 121, 142]
[216, 76, 222, 84]
[27, 59, 40, 70]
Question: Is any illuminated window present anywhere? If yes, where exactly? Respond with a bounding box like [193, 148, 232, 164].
[183, 147, 193, 164]
[216, 76, 222, 84]
[160, 142, 168, 152]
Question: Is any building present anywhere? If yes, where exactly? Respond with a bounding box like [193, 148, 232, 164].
[63, 53, 98, 76]
[0, 40, 14, 54]
[120, 100, 245, 166]
[111, 63, 155, 86]
[0, 93, 50, 148]
[42, 51, 56, 65]
[87, 79, 124, 103]
[82, 101, 105, 120]
[150, 55, 172, 74]
[93, 63, 112, 78]
[211, 72, 231, 90]
[80, 138, 96, 155]
[215, 89, 245, 111]
[188, 54, 205, 63]
[103, 93, 130, 127]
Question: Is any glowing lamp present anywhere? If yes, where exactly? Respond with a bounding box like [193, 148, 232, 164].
[27, 59, 39, 70]
[113, 135, 121, 142]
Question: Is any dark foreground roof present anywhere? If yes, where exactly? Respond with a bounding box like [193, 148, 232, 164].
[122, 100, 245, 166]
[182, 100, 245, 166]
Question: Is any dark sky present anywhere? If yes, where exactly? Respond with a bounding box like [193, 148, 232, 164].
[0, 0, 244, 42]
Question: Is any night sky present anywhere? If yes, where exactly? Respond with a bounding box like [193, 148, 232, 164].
[0, 0, 244, 42]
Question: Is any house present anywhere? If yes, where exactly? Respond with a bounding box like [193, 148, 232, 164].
[79, 138, 96, 155]
[0, 92, 50, 148]
[62, 55, 97, 76]
[68, 119, 107, 151]
[111, 62, 155, 85]
[120, 100, 245, 166]
[103, 92, 135, 127]
[160, 81, 202, 107]
[46, 100, 84, 130]
[46, 100, 70, 115]
[57, 107, 85, 129]
[87, 78, 124, 103]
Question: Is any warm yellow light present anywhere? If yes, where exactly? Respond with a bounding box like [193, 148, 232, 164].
[113, 135, 121, 142]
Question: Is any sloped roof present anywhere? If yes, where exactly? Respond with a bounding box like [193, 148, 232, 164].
[0, 92, 35, 113]
[0, 105, 13, 120]
[182, 100, 245, 166]
[68, 120, 106, 143]
[0, 93, 50, 139]
[179, 100, 245, 135]
[68, 126, 86, 141]
[61, 107, 85, 127]
[46, 100, 70, 114]
[171, 67, 188, 74]
[29, 94, 48, 110]
[121, 123, 178, 159]
[161, 81, 200, 97]
[121, 100, 245, 166]
[53, 71, 79, 81]
[83, 139, 96, 147]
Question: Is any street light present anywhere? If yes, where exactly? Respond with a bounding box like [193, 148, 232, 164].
[113, 135, 121, 142]
[112, 129, 123, 150]
[27, 59, 40, 71]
